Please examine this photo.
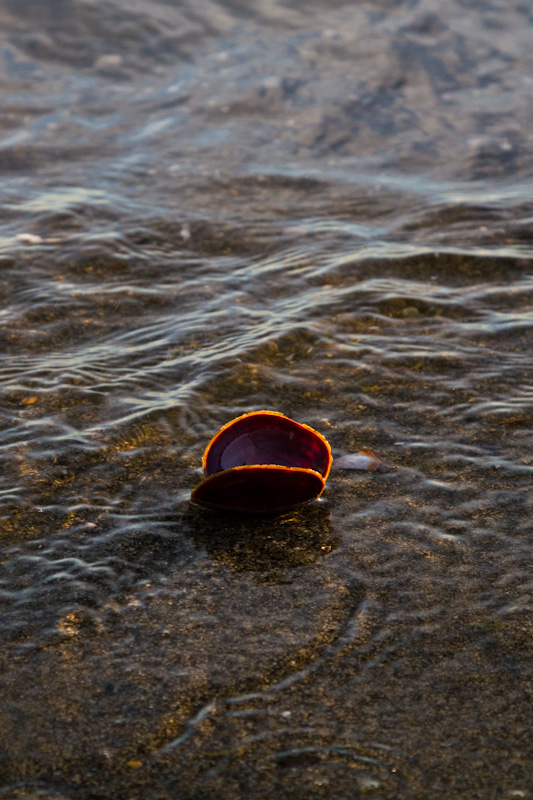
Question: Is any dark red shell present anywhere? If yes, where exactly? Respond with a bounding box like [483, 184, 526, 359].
[191, 411, 332, 513]
[191, 465, 326, 514]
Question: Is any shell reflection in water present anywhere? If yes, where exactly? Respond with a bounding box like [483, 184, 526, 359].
[191, 411, 332, 514]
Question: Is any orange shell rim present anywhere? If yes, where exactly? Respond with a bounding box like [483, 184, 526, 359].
[201, 410, 333, 480]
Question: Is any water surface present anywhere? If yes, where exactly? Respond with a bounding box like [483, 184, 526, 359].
[1, 1, 532, 798]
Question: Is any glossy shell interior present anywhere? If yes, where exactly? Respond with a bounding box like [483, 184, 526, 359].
[192, 411, 332, 513]
[203, 411, 332, 478]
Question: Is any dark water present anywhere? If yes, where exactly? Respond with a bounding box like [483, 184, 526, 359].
[1, 0, 533, 797]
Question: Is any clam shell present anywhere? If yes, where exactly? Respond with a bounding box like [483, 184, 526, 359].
[191, 411, 332, 513]
[191, 464, 325, 514]
[203, 411, 332, 478]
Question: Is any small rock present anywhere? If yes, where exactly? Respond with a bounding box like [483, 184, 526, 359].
[401, 306, 420, 318]
[16, 233, 43, 245]
[94, 54, 124, 72]
[332, 451, 382, 472]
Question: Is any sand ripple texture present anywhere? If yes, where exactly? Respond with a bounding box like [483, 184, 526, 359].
[0, 1, 532, 798]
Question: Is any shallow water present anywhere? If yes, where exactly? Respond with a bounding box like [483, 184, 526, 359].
[1, 1, 532, 798]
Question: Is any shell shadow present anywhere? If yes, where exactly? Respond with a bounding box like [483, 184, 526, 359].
[183, 500, 338, 578]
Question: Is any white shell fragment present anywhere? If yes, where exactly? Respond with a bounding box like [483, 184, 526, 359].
[332, 451, 382, 472]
